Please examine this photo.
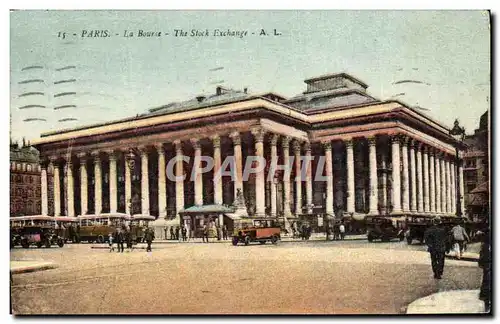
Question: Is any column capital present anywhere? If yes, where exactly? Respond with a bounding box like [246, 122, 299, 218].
[137, 145, 149, 154]
[390, 134, 402, 144]
[412, 140, 423, 151]
[344, 138, 354, 148]
[292, 140, 302, 154]
[229, 132, 241, 145]
[367, 136, 377, 146]
[49, 155, 59, 164]
[281, 136, 291, 149]
[154, 143, 165, 153]
[322, 141, 332, 151]
[190, 138, 201, 150]
[211, 135, 221, 148]
[251, 127, 266, 143]
[173, 140, 183, 153]
[91, 151, 101, 159]
[399, 135, 410, 146]
[269, 134, 279, 146]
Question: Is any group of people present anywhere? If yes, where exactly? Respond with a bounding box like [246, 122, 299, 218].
[108, 225, 155, 253]
[164, 224, 229, 242]
[424, 217, 491, 311]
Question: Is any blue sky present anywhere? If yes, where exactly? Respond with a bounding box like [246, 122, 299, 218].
[9, 10, 490, 142]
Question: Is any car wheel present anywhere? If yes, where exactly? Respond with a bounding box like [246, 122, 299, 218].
[407, 237, 413, 245]
[271, 235, 279, 245]
[244, 236, 250, 246]
[232, 237, 239, 246]
[21, 239, 30, 249]
[97, 235, 104, 244]
[45, 240, 51, 248]
[36, 242, 43, 248]
[260, 241, 266, 245]
[367, 234, 374, 242]
[57, 239, 64, 248]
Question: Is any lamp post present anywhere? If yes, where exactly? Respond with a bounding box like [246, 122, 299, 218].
[449, 119, 465, 217]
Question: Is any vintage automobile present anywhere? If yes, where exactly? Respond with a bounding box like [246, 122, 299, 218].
[77, 213, 131, 243]
[365, 216, 405, 242]
[130, 215, 156, 243]
[232, 218, 281, 246]
[11, 216, 65, 248]
[405, 215, 433, 245]
[10, 217, 24, 248]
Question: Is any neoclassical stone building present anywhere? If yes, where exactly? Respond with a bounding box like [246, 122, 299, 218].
[32, 73, 465, 229]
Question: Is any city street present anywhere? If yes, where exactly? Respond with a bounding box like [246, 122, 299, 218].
[10, 238, 483, 315]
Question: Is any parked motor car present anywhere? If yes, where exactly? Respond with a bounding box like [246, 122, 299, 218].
[232, 218, 281, 246]
[365, 216, 405, 242]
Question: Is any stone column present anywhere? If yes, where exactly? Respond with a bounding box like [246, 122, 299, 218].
[51, 157, 61, 217]
[66, 157, 75, 217]
[124, 149, 132, 216]
[409, 140, 417, 213]
[304, 142, 313, 214]
[174, 140, 185, 217]
[139, 147, 149, 215]
[293, 140, 303, 216]
[270, 135, 279, 217]
[423, 146, 430, 213]
[282, 136, 292, 217]
[346, 139, 355, 214]
[41, 162, 48, 216]
[191, 139, 203, 206]
[380, 153, 388, 214]
[252, 128, 266, 217]
[416, 143, 424, 213]
[440, 156, 446, 213]
[451, 161, 456, 215]
[93, 152, 102, 215]
[108, 151, 118, 214]
[401, 137, 410, 212]
[230, 132, 244, 204]
[435, 152, 442, 213]
[459, 159, 465, 215]
[368, 137, 378, 214]
[212, 136, 223, 205]
[324, 141, 334, 217]
[156, 144, 167, 218]
[429, 148, 436, 213]
[446, 159, 452, 214]
[78, 153, 88, 215]
[390, 136, 402, 213]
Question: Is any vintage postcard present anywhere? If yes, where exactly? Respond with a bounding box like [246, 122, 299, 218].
[9, 9, 491, 315]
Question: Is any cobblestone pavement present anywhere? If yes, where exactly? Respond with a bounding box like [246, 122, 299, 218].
[10, 240, 482, 315]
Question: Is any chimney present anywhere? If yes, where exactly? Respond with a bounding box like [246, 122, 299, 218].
[22, 137, 26, 147]
[244, 87, 248, 94]
[196, 95, 205, 103]
[216, 86, 223, 96]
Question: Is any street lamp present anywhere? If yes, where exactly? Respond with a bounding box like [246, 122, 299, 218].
[449, 119, 466, 217]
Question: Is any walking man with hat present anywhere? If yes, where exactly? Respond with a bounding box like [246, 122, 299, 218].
[424, 217, 448, 279]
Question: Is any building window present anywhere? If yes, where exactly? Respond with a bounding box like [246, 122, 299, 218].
[27, 164, 32, 172]
[29, 176, 34, 184]
[16, 175, 22, 183]
[17, 164, 21, 170]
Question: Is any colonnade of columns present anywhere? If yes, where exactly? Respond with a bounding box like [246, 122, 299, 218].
[40, 132, 465, 220]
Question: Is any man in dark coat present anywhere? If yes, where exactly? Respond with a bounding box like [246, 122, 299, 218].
[175, 226, 180, 241]
[478, 229, 491, 312]
[424, 217, 448, 279]
[124, 227, 132, 251]
[170, 226, 175, 240]
[115, 228, 124, 253]
[144, 227, 155, 252]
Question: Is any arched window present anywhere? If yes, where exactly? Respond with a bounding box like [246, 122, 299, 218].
[16, 175, 22, 183]
[27, 202, 33, 214]
[17, 164, 21, 170]
[28, 188, 34, 198]
[27, 164, 32, 172]
[29, 176, 34, 184]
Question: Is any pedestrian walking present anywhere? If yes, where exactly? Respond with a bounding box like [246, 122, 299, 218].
[202, 224, 209, 243]
[222, 225, 228, 240]
[164, 226, 168, 241]
[181, 225, 187, 242]
[216, 225, 221, 241]
[339, 222, 346, 240]
[333, 224, 340, 241]
[170, 226, 175, 240]
[175, 226, 180, 241]
[478, 228, 491, 312]
[115, 228, 124, 253]
[144, 227, 155, 252]
[124, 227, 133, 251]
[423, 217, 448, 279]
[450, 220, 470, 259]
[108, 233, 115, 252]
